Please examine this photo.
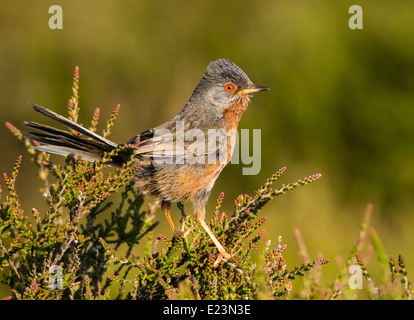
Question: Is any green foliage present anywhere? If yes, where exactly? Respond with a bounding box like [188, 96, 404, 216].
[309, 204, 414, 300]
[97, 166, 325, 300]
[0, 140, 323, 300]
[1, 67, 411, 300]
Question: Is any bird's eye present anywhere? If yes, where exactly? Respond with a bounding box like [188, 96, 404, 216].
[224, 82, 237, 93]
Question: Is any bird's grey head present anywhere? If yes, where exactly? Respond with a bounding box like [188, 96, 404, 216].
[189, 59, 269, 113]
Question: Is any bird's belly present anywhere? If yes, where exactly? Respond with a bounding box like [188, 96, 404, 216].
[134, 161, 225, 204]
[160, 162, 224, 202]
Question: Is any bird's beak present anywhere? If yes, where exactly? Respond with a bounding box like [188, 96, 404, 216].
[237, 85, 270, 95]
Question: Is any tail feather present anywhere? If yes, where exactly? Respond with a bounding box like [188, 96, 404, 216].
[23, 104, 130, 167]
[32, 104, 118, 147]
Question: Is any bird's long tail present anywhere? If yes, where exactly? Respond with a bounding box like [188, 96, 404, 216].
[23, 104, 132, 167]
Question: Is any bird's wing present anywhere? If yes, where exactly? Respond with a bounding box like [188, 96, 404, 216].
[130, 119, 231, 165]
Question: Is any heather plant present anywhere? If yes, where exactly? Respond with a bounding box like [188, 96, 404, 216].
[1, 67, 412, 300]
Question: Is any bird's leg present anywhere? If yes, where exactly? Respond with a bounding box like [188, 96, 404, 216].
[161, 200, 176, 234]
[177, 201, 186, 218]
[194, 203, 231, 267]
[177, 202, 190, 236]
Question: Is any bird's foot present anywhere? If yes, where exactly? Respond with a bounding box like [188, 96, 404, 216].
[172, 216, 191, 239]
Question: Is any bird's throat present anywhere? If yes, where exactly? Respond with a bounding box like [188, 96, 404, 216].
[222, 96, 250, 130]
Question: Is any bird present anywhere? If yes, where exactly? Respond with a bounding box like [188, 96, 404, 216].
[23, 59, 269, 266]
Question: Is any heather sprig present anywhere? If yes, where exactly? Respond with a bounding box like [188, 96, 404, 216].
[389, 254, 413, 299]
[89, 108, 100, 133]
[263, 235, 329, 298]
[103, 104, 120, 138]
[68, 66, 80, 124]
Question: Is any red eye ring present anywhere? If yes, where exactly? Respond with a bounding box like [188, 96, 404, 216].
[224, 82, 237, 93]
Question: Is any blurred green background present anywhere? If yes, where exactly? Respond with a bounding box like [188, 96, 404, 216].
[1, 0, 414, 296]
